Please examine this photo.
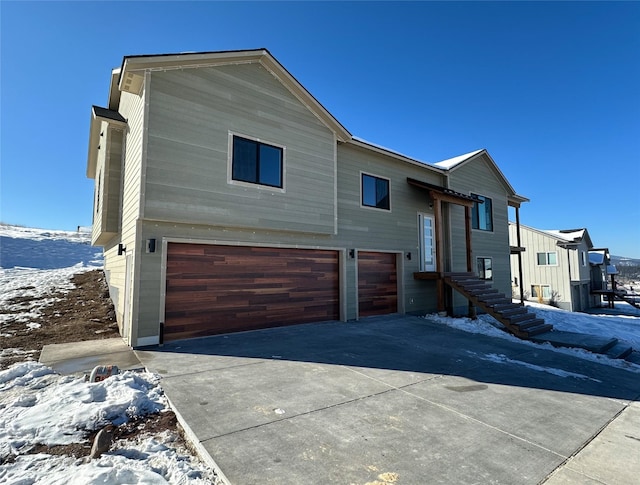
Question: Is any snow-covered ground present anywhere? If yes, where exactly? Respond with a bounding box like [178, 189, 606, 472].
[0, 225, 219, 483]
[426, 299, 640, 372]
[1, 224, 639, 482]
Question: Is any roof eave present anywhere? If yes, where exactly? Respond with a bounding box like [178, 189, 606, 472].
[86, 106, 128, 179]
[348, 138, 444, 175]
[117, 49, 352, 142]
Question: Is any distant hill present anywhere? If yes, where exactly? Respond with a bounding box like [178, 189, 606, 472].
[611, 256, 640, 267]
[0, 224, 103, 270]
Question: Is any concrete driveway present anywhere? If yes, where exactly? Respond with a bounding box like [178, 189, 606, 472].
[135, 314, 640, 485]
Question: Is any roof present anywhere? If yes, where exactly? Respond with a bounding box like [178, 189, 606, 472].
[433, 149, 484, 169]
[86, 106, 128, 178]
[432, 149, 529, 207]
[513, 223, 595, 249]
[115, 48, 351, 142]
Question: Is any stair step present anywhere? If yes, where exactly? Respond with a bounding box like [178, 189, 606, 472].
[524, 324, 554, 337]
[514, 318, 546, 330]
[505, 312, 537, 324]
[478, 298, 511, 308]
[458, 282, 490, 290]
[493, 303, 520, 312]
[624, 350, 640, 365]
[468, 288, 500, 296]
[483, 296, 510, 304]
[497, 307, 528, 318]
[605, 341, 633, 359]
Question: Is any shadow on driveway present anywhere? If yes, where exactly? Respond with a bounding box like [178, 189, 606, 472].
[136, 314, 640, 485]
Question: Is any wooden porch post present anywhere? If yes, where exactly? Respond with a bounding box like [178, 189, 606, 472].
[434, 197, 446, 313]
[465, 205, 476, 318]
[515, 205, 525, 305]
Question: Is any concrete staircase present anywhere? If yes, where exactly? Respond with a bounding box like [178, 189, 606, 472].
[443, 272, 553, 339]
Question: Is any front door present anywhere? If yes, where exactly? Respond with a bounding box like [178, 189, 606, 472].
[419, 213, 435, 272]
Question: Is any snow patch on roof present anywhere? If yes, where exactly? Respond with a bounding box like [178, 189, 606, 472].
[433, 149, 484, 169]
[542, 229, 586, 243]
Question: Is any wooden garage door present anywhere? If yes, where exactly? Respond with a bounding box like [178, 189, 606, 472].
[358, 251, 398, 317]
[164, 244, 339, 341]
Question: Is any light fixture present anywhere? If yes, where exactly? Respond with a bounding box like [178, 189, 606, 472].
[118, 243, 126, 255]
[406, 252, 412, 260]
[349, 249, 355, 259]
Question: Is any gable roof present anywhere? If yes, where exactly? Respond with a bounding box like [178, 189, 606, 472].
[513, 223, 594, 249]
[433, 149, 529, 207]
[115, 48, 351, 142]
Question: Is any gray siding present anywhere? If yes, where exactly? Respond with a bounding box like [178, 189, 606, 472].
[447, 156, 512, 312]
[132, 141, 446, 341]
[143, 64, 336, 235]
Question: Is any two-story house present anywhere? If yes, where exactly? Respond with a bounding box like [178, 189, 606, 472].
[87, 49, 528, 347]
[508, 223, 602, 311]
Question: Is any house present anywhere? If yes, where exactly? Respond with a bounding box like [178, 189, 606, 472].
[508, 224, 604, 311]
[87, 49, 529, 347]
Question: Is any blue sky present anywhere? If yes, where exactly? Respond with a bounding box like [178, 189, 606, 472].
[1, 1, 639, 257]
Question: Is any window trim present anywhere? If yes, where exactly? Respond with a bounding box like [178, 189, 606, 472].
[531, 284, 552, 300]
[360, 171, 391, 212]
[471, 193, 493, 232]
[476, 256, 493, 280]
[227, 132, 286, 192]
[536, 251, 558, 266]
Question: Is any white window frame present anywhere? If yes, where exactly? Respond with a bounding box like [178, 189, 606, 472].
[477, 256, 493, 280]
[227, 131, 286, 193]
[536, 251, 558, 266]
[531, 284, 552, 300]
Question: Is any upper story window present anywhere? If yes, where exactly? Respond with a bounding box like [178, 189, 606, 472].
[361, 173, 390, 210]
[581, 251, 587, 266]
[471, 194, 493, 231]
[231, 135, 283, 188]
[477, 257, 493, 280]
[537, 252, 558, 266]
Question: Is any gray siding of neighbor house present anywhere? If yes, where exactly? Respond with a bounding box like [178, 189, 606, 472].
[446, 156, 512, 314]
[509, 225, 573, 311]
[131, 139, 446, 342]
[143, 64, 337, 235]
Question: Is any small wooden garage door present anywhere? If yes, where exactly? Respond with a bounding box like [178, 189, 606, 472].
[164, 243, 340, 341]
[358, 251, 398, 317]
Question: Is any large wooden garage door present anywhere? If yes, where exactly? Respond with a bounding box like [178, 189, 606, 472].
[164, 244, 339, 341]
[358, 251, 398, 317]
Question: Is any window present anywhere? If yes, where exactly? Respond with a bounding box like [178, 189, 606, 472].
[471, 194, 493, 231]
[537, 252, 558, 266]
[231, 135, 283, 188]
[531, 285, 552, 299]
[581, 251, 587, 266]
[477, 257, 493, 280]
[361, 173, 390, 210]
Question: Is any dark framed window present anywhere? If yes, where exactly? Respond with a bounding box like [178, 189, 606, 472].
[471, 194, 493, 231]
[232, 135, 283, 188]
[477, 257, 493, 280]
[361, 173, 390, 210]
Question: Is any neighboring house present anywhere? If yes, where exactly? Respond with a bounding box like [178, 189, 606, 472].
[508, 224, 604, 311]
[87, 49, 528, 347]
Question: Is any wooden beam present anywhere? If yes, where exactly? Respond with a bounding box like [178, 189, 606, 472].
[430, 191, 475, 208]
[434, 198, 445, 312]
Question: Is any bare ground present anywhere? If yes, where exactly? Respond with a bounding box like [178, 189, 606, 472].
[0, 270, 186, 462]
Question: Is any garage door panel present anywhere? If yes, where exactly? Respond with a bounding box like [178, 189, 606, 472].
[358, 251, 398, 317]
[165, 243, 339, 341]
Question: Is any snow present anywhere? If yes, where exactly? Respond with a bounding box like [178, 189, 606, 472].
[432, 149, 484, 169]
[1, 224, 638, 482]
[541, 228, 585, 242]
[0, 225, 218, 483]
[425, 300, 640, 372]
